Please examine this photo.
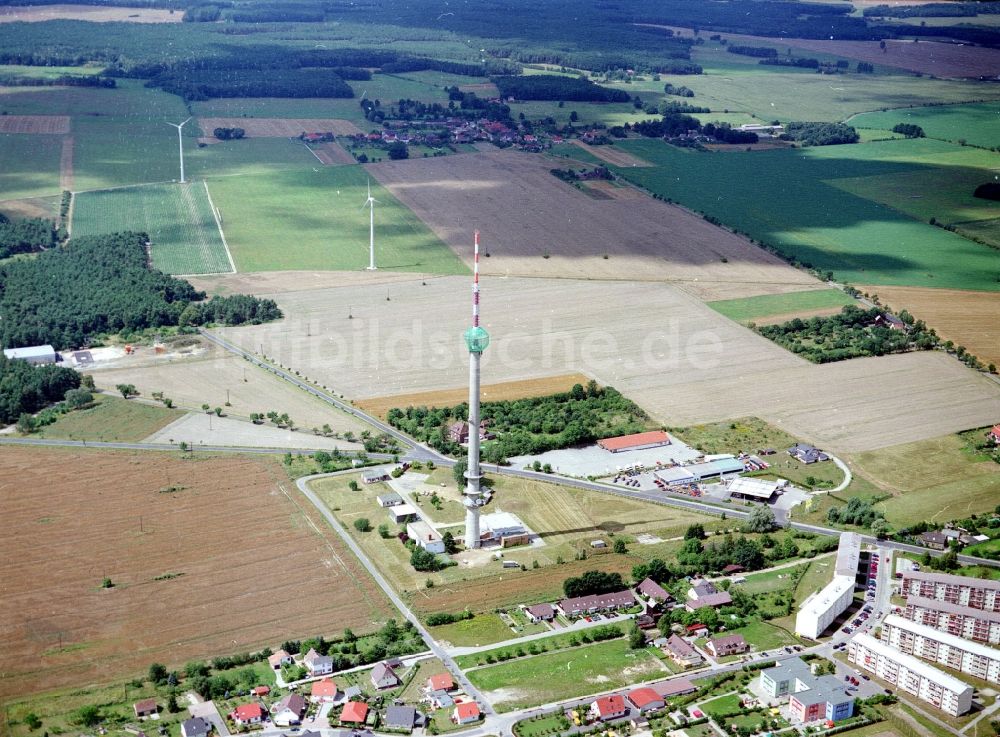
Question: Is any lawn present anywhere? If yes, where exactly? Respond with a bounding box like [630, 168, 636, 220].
[515, 713, 569, 737]
[34, 394, 182, 442]
[726, 620, 798, 650]
[701, 693, 742, 719]
[964, 537, 1000, 557]
[850, 102, 1000, 150]
[849, 432, 1000, 526]
[465, 638, 668, 712]
[0, 133, 62, 200]
[205, 166, 467, 274]
[669, 417, 799, 456]
[454, 625, 626, 669]
[72, 182, 232, 274]
[429, 614, 515, 648]
[612, 137, 1000, 291]
[708, 289, 857, 323]
[737, 565, 808, 595]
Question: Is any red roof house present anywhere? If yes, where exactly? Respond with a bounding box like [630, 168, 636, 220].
[626, 688, 665, 712]
[427, 673, 455, 692]
[340, 702, 369, 725]
[590, 695, 628, 721]
[989, 425, 1000, 444]
[453, 702, 481, 724]
[229, 703, 265, 725]
[598, 430, 671, 453]
[310, 677, 339, 703]
[252, 686, 270, 697]
[134, 699, 159, 718]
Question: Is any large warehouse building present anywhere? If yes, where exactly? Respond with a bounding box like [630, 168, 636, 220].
[794, 532, 862, 639]
[3, 344, 57, 364]
[882, 614, 1000, 685]
[849, 633, 973, 716]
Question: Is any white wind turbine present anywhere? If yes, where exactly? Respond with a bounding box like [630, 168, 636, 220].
[166, 117, 192, 184]
[362, 179, 379, 270]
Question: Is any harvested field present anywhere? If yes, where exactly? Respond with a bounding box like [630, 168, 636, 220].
[213, 275, 1000, 453]
[186, 269, 437, 297]
[860, 285, 1000, 367]
[582, 180, 644, 200]
[0, 447, 393, 698]
[647, 24, 1000, 79]
[0, 115, 70, 134]
[571, 140, 652, 167]
[309, 141, 355, 165]
[145, 413, 363, 451]
[354, 373, 593, 419]
[368, 149, 822, 301]
[0, 4, 181, 22]
[59, 135, 73, 191]
[0, 196, 56, 220]
[198, 117, 363, 138]
[89, 346, 372, 436]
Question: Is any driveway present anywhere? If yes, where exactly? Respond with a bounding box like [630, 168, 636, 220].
[189, 700, 231, 737]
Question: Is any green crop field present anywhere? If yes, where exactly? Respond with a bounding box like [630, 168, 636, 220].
[72, 182, 232, 274]
[708, 289, 857, 323]
[206, 166, 467, 274]
[613, 137, 1000, 291]
[0, 79, 187, 118]
[0, 64, 103, 79]
[465, 638, 668, 711]
[0, 133, 63, 200]
[850, 103, 1000, 150]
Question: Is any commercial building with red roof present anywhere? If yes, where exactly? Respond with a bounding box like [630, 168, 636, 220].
[340, 702, 369, 724]
[590, 694, 628, 721]
[626, 687, 665, 712]
[598, 430, 671, 453]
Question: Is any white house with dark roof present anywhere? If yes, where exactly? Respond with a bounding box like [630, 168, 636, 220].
[303, 648, 333, 676]
[371, 661, 401, 689]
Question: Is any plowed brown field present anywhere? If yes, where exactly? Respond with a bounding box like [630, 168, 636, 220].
[367, 149, 821, 301]
[355, 373, 593, 419]
[198, 118, 363, 138]
[310, 141, 355, 165]
[572, 140, 653, 167]
[0, 115, 70, 134]
[0, 447, 393, 698]
[860, 285, 1000, 366]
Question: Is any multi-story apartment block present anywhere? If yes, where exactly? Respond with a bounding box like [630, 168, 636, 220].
[882, 614, 1000, 684]
[904, 595, 1000, 645]
[900, 571, 1000, 613]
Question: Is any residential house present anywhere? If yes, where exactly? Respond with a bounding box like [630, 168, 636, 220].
[448, 420, 493, 444]
[626, 688, 665, 713]
[919, 531, 952, 551]
[303, 648, 333, 676]
[558, 589, 636, 617]
[428, 691, 455, 709]
[636, 614, 656, 630]
[685, 592, 733, 611]
[268, 649, 293, 670]
[453, 702, 481, 724]
[310, 678, 339, 703]
[384, 706, 417, 732]
[252, 686, 270, 697]
[989, 425, 1000, 445]
[525, 603, 556, 623]
[340, 702, 369, 725]
[229, 703, 265, 727]
[662, 635, 702, 667]
[271, 694, 307, 727]
[707, 634, 748, 657]
[787, 444, 829, 464]
[181, 718, 213, 737]
[637, 578, 672, 605]
[371, 661, 401, 689]
[362, 469, 390, 484]
[589, 695, 628, 722]
[687, 580, 718, 599]
[426, 673, 455, 692]
[874, 313, 906, 331]
[133, 699, 158, 719]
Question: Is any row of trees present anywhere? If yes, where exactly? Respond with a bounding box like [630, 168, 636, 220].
[491, 74, 630, 103]
[0, 355, 81, 425]
[0, 231, 282, 349]
[0, 215, 55, 259]
[781, 122, 860, 146]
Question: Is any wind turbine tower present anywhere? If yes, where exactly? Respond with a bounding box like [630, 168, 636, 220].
[463, 230, 490, 549]
[166, 117, 192, 184]
[362, 180, 378, 270]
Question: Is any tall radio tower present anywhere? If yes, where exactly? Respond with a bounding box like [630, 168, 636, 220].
[463, 231, 490, 549]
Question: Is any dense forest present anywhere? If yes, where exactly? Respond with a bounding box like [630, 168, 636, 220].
[148, 68, 353, 100]
[0, 355, 80, 425]
[387, 383, 650, 459]
[781, 122, 860, 146]
[492, 75, 630, 103]
[0, 216, 55, 259]
[0, 232, 281, 348]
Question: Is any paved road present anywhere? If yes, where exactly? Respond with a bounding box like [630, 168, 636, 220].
[0, 436, 393, 459]
[294, 474, 495, 719]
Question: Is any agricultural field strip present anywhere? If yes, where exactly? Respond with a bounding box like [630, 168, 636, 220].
[0, 115, 70, 134]
[214, 274, 1000, 453]
[198, 117, 364, 138]
[201, 180, 236, 274]
[368, 148, 823, 301]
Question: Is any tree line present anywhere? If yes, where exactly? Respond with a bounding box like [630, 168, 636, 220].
[781, 122, 860, 146]
[0, 215, 55, 259]
[0, 354, 80, 425]
[0, 231, 281, 349]
[147, 68, 354, 100]
[491, 74, 630, 103]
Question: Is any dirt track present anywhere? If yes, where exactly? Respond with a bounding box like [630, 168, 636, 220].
[59, 136, 74, 191]
[0, 448, 393, 698]
[860, 285, 1000, 366]
[198, 118, 363, 138]
[0, 115, 70, 134]
[214, 275, 1000, 453]
[367, 149, 821, 301]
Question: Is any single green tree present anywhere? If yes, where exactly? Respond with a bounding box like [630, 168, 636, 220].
[117, 383, 137, 398]
[354, 518, 372, 532]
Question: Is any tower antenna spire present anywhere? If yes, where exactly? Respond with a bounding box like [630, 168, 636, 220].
[463, 230, 490, 549]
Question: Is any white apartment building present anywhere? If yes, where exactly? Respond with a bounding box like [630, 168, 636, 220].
[794, 532, 862, 639]
[904, 595, 1000, 645]
[882, 614, 1000, 685]
[900, 571, 1000, 613]
[849, 633, 973, 716]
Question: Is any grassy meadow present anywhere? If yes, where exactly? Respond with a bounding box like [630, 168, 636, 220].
[0, 133, 62, 200]
[708, 289, 857, 323]
[72, 182, 232, 274]
[613, 137, 1000, 291]
[205, 165, 467, 273]
[850, 102, 1000, 150]
[34, 394, 182, 442]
